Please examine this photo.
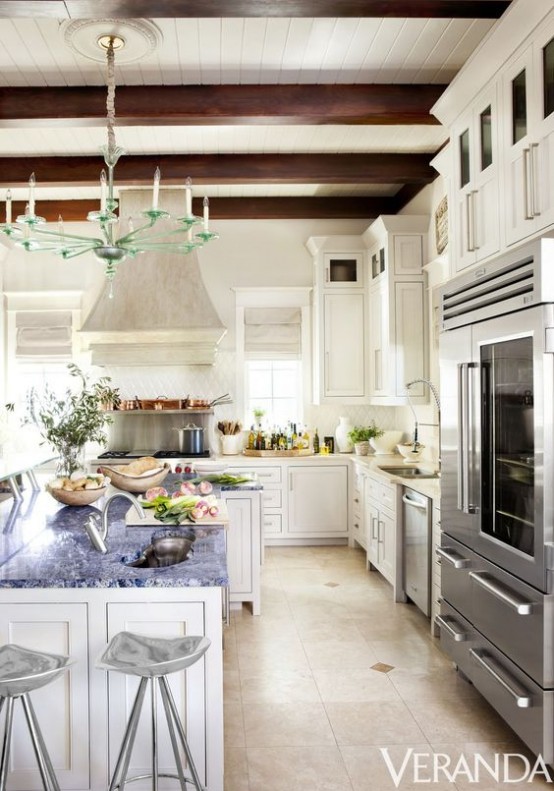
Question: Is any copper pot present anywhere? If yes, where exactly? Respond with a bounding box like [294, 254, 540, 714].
[185, 398, 211, 409]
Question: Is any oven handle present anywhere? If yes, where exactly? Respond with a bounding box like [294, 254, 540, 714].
[435, 546, 470, 569]
[435, 614, 467, 642]
[458, 362, 479, 514]
[469, 571, 533, 615]
[469, 649, 532, 708]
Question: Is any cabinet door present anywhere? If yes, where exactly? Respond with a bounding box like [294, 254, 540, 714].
[106, 602, 208, 788]
[351, 467, 366, 549]
[0, 603, 89, 791]
[368, 284, 389, 397]
[378, 509, 396, 586]
[323, 293, 366, 398]
[323, 252, 364, 287]
[394, 281, 427, 399]
[288, 465, 348, 537]
[452, 87, 500, 270]
[365, 498, 380, 569]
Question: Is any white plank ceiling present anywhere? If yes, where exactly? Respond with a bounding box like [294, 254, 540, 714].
[0, 14, 498, 203]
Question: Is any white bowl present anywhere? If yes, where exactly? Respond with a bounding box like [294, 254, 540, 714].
[370, 431, 404, 454]
[396, 443, 426, 462]
[192, 461, 229, 476]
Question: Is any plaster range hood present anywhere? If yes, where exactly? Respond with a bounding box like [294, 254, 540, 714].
[79, 189, 226, 366]
[80, 249, 226, 365]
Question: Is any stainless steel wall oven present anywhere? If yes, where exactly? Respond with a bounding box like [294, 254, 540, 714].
[437, 236, 554, 762]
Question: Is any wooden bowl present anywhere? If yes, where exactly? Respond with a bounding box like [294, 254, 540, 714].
[99, 463, 171, 493]
[46, 484, 108, 507]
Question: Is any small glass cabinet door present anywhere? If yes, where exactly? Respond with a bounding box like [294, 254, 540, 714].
[323, 253, 364, 287]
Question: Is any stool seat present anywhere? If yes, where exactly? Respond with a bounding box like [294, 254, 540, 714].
[97, 631, 210, 678]
[0, 644, 73, 791]
[0, 644, 73, 697]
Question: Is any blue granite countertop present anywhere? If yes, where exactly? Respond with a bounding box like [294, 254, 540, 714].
[0, 474, 260, 590]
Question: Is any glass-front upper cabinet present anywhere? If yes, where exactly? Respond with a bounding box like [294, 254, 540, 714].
[323, 253, 364, 288]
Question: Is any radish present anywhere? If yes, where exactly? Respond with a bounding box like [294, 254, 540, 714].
[198, 480, 213, 494]
[180, 481, 197, 494]
[145, 486, 168, 501]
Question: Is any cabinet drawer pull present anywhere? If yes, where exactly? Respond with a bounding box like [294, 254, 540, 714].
[523, 146, 534, 220]
[530, 142, 540, 216]
[469, 571, 533, 615]
[435, 614, 467, 642]
[435, 546, 469, 569]
[469, 649, 532, 708]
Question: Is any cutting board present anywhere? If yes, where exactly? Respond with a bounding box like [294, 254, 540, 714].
[125, 499, 229, 527]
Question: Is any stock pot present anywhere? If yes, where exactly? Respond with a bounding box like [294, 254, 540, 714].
[174, 424, 204, 454]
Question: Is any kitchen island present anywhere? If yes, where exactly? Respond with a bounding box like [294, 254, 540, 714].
[0, 474, 252, 791]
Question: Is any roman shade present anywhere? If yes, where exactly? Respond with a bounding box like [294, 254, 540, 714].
[243, 307, 302, 358]
[15, 311, 73, 359]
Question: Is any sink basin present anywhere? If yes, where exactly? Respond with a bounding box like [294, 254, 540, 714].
[377, 466, 440, 480]
[124, 529, 196, 569]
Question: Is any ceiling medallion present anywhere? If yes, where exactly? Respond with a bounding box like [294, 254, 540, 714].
[61, 19, 161, 64]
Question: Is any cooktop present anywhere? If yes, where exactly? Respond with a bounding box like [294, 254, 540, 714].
[98, 450, 211, 460]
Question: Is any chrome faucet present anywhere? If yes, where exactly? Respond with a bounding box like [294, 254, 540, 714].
[84, 491, 146, 553]
[405, 378, 441, 474]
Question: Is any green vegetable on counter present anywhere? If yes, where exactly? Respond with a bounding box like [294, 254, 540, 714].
[189, 473, 253, 485]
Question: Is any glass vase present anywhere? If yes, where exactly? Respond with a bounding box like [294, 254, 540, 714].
[55, 443, 86, 478]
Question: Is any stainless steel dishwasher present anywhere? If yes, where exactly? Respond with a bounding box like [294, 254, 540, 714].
[402, 487, 431, 616]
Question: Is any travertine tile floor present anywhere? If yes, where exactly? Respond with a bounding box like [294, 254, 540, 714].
[223, 545, 551, 791]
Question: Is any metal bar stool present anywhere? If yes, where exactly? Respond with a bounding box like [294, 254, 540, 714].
[0, 644, 73, 791]
[97, 631, 211, 791]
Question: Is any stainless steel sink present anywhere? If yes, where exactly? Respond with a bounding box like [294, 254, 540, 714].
[377, 466, 440, 479]
[124, 530, 196, 569]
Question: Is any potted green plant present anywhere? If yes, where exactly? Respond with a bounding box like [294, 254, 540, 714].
[26, 363, 120, 476]
[348, 422, 384, 455]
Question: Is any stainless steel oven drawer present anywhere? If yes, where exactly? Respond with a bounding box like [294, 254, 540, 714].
[469, 629, 554, 764]
[436, 601, 476, 674]
[469, 554, 552, 689]
[438, 534, 477, 620]
[440, 535, 554, 688]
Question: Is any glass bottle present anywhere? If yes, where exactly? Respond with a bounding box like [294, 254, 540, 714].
[313, 429, 320, 454]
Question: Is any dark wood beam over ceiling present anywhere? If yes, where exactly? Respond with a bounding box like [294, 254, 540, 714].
[0, 153, 435, 188]
[9, 194, 413, 221]
[0, 84, 445, 127]
[0, 1, 511, 18]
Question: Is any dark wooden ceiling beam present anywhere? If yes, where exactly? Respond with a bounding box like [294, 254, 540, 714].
[0, 84, 445, 127]
[0, 1, 511, 18]
[9, 195, 396, 221]
[0, 153, 435, 187]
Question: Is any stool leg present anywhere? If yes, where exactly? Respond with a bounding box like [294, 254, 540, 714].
[158, 677, 204, 791]
[21, 693, 60, 791]
[150, 679, 158, 791]
[157, 679, 187, 791]
[109, 677, 148, 791]
[0, 697, 14, 791]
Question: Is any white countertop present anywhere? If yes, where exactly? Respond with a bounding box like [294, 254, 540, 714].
[349, 453, 441, 500]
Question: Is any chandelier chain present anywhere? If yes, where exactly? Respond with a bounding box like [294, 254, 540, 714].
[105, 38, 117, 162]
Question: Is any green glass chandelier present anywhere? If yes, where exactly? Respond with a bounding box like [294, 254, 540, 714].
[0, 35, 218, 291]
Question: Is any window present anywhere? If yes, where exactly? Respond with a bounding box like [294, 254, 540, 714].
[245, 360, 302, 428]
[234, 286, 311, 431]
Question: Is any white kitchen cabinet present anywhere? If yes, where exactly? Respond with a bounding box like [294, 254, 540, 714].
[287, 464, 348, 539]
[307, 236, 368, 405]
[503, 17, 554, 247]
[322, 291, 366, 399]
[451, 85, 500, 272]
[221, 489, 262, 615]
[364, 472, 403, 601]
[0, 587, 224, 791]
[364, 216, 429, 405]
[0, 602, 90, 791]
[350, 462, 366, 550]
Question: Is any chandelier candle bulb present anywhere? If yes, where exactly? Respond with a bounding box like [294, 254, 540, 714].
[28, 173, 36, 217]
[152, 167, 161, 210]
[100, 170, 107, 212]
[203, 197, 209, 231]
[185, 177, 192, 217]
[5, 190, 11, 224]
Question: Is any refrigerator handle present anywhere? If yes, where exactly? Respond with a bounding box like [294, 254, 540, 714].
[458, 362, 479, 514]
